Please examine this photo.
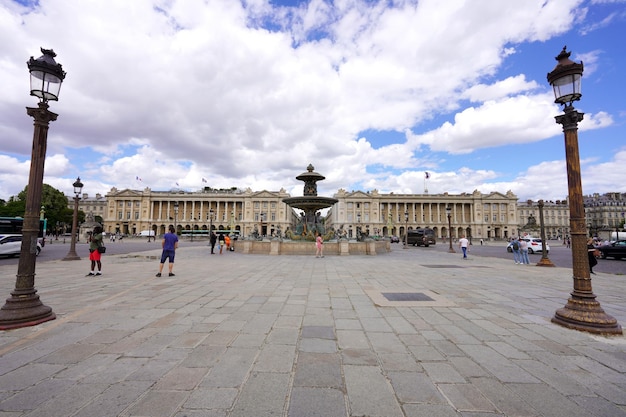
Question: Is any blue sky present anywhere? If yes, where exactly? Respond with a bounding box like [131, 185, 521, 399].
[0, 0, 625, 202]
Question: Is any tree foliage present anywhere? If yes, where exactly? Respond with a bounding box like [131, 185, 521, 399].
[0, 184, 84, 233]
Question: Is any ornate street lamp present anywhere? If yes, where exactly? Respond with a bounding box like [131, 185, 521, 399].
[403, 210, 408, 248]
[536, 200, 555, 267]
[209, 208, 214, 236]
[173, 202, 179, 234]
[0, 48, 66, 330]
[63, 177, 83, 261]
[548, 47, 621, 334]
[446, 205, 455, 253]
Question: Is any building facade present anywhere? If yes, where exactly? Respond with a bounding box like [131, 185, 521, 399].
[103, 187, 297, 238]
[517, 199, 571, 240]
[97, 186, 626, 243]
[584, 192, 626, 239]
[326, 189, 519, 242]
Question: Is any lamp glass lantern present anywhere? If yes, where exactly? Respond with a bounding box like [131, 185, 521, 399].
[28, 48, 66, 102]
[73, 177, 83, 196]
[547, 46, 583, 107]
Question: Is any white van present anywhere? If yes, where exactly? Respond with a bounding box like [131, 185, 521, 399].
[139, 230, 155, 237]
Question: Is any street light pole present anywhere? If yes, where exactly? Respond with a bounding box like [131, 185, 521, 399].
[209, 208, 214, 236]
[0, 48, 66, 330]
[446, 205, 455, 253]
[173, 202, 179, 235]
[547, 47, 621, 335]
[536, 199, 555, 267]
[63, 177, 83, 261]
[403, 210, 408, 248]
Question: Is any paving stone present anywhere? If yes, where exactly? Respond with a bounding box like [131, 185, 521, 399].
[387, 371, 447, 404]
[288, 387, 347, 417]
[293, 352, 343, 389]
[344, 365, 403, 417]
[229, 372, 290, 417]
[199, 347, 258, 388]
[122, 389, 188, 417]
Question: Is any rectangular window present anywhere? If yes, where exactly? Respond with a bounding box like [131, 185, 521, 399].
[126, 212, 131, 220]
[118, 211, 123, 220]
[347, 213, 353, 222]
[364, 202, 369, 209]
[135, 212, 139, 220]
[271, 213, 276, 221]
[484, 215, 489, 222]
[347, 202, 353, 209]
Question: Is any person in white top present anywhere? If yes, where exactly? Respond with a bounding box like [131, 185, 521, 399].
[519, 239, 530, 264]
[458, 235, 469, 259]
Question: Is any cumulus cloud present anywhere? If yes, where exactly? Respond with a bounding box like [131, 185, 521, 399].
[0, 0, 623, 203]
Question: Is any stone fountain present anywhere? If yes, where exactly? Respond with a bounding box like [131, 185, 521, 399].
[283, 164, 338, 239]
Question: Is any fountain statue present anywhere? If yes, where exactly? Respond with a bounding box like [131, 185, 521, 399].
[283, 164, 338, 240]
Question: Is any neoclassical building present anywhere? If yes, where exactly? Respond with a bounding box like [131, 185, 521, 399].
[585, 192, 626, 239]
[99, 185, 625, 243]
[517, 199, 571, 240]
[326, 189, 519, 242]
[103, 187, 297, 237]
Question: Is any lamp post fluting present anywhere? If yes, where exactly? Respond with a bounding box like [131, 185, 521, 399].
[63, 177, 83, 261]
[536, 199, 555, 267]
[173, 202, 179, 234]
[0, 48, 66, 330]
[403, 210, 408, 248]
[446, 205, 455, 253]
[547, 47, 621, 334]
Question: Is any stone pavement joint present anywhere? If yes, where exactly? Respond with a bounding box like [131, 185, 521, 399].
[0, 246, 625, 417]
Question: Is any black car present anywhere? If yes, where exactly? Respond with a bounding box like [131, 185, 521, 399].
[598, 240, 626, 260]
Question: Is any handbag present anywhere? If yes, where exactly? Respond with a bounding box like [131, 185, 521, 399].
[97, 245, 106, 254]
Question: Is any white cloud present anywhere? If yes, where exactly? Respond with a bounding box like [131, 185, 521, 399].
[0, 0, 623, 203]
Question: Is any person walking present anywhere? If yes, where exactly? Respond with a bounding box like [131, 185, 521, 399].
[511, 237, 522, 264]
[224, 234, 231, 252]
[156, 225, 178, 277]
[86, 226, 104, 276]
[315, 231, 324, 258]
[219, 234, 225, 254]
[587, 237, 598, 275]
[458, 235, 469, 259]
[519, 239, 530, 264]
[209, 231, 217, 254]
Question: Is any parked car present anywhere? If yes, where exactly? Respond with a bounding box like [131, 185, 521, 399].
[598, 240, 626, 260]
[507, 238, 549, 254]
[0, 234, 42, 257]
[390, 235, 400, 243]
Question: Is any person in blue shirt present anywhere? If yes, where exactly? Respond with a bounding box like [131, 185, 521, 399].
[156, 225, 178, 277]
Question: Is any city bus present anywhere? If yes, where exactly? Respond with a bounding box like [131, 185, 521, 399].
[0, 217, 47, 246]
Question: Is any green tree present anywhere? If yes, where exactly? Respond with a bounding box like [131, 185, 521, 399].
[16, 184, 72, 234]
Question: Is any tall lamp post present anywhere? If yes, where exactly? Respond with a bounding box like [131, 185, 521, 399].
[403, 210, 408, 248]
[446, 205, 455, 253]
[536, 199, 555, 267]
[0, 48, 66, 330]
[63, 177, 83, 261]
[548, 47, 621, 334]
[173, 202, 179, 234]
[209, 208, 214, 236]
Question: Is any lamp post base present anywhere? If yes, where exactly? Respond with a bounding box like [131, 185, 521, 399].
[62, 252, 80, 261]
[552, 292, 622, 335]
[536, 257, 555, 267]
[0, 288, 56, 330]
[448, 248, 456, 253]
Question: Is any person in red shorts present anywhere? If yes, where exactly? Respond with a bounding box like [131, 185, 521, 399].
[86, 226, 104, 276]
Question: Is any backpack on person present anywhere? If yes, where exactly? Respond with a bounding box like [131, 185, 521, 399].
[512, 241, 519, 250]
